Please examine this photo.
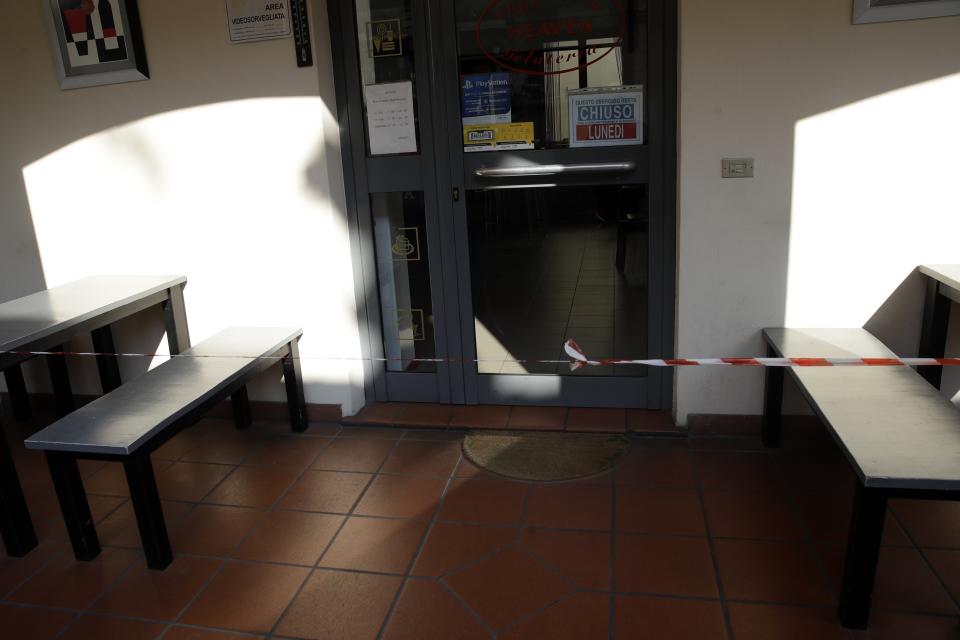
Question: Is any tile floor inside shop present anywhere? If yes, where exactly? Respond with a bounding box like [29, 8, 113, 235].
[2, 413, 960, 639]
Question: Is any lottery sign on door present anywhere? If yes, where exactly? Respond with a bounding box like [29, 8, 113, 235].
[568, 86, 643, 148]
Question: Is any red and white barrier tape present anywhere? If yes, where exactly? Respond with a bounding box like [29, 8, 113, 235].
[2, 341, 959, 370]
[563, 340, 960, 370]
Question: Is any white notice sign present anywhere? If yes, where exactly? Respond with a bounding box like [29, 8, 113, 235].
[365, 81, 418, 156]
[226, 0, 292, 43]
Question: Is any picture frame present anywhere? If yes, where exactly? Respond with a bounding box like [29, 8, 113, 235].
[43, 0, 149, 90]
[852, 0, 960, 24]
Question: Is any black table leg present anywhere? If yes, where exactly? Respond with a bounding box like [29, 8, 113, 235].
[283, 341, 308, 433]
[0, 419, 37, 557]
[838, 483, 887, 629]
[232, 386, 252, 430]
[163, 285, 191, 355]
[3, 365, 32, 421]
[918, 278, 950, 389]
[123, 453, 172, 570]
[46, 345, 75, 418]
[762, 345, 784, 448]
[91, 325, 122, 394]
[46, 451, 100, 561]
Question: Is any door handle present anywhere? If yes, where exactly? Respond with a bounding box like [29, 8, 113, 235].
[474, 162, 636, 178]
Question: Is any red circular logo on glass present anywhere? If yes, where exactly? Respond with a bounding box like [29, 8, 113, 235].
[475, 0, 626, 76]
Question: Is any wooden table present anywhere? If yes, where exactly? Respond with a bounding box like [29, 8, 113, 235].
[917, 264, 960, 388]
[0, 275, 189, 557]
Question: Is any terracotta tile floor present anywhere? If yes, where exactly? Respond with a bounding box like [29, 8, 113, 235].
[2, 414, 960, 639]
[347, 403, 679, 435]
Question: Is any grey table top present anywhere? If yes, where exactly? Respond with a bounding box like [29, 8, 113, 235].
[25, 327, 302, 456]
[919, 264, 960, 295]
[0, 275, 187, 352]
[764, 327, 960, 491]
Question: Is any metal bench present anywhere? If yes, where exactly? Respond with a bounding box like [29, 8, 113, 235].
[0, 275, 190, 558]
[25, 327, 307, 570]
[762, 327, 960, 629]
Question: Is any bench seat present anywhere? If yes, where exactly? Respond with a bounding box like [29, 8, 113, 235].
[762, 327, 960, 629]
[25, 326, 307, 570]
[763, 328, 960, 491]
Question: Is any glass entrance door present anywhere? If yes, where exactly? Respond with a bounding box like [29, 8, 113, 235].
[438, 0, 673, 407]
[331, 0, 675, 408]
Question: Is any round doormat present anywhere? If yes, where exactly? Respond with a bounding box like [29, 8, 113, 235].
[462, 430, 631, 482]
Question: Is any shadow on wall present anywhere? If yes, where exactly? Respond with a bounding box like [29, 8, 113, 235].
[1, 0, 339, 294]
[677, 0, 960, 421]
[865, 269, 960, 404]
[2, 0, 367, 410]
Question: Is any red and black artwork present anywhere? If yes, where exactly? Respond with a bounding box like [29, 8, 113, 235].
[44, 0, 148, 89]
[59, 0, 129, 67]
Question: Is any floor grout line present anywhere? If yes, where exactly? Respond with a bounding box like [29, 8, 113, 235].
[609, 465, 617, 639]
[265, 430, 408, 639]
[887, 504, 960, 615]
[6, 421, 960, 638]
[691, 448, 736, 640]
[374, 451, 486, 639]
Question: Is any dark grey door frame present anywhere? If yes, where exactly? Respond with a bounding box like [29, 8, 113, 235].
[327, 0, 677, 409]
[327, 0, 459, 404]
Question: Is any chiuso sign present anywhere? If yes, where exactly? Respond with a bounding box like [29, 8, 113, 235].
[569, 86, 643, 147]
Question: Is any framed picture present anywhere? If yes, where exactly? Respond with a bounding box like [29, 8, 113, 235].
[852, 0, 960, 24]
[43, 0, 149, 90]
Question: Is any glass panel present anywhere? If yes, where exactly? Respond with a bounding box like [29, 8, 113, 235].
[467, 184, 647, 377]
[371, 192, 437, 372]
[354, 0, 420, 156]
[457, 0, 647, 151]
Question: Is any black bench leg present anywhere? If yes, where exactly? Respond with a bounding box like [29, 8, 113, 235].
[46, 451, 100, 561]
[46, 345, 75, 418]
[0, 420, 37, 557]
[918, 278, 950, 390]
[3, 365, 32, 421]
[163, 285, 191, 355]
[282, 341, 308, 433]
[838, 483, 887, 629]
[232, 386, 252, 430]
[91, 325, 122, 394]
[123, 453, 172, 570]
[762, 346, 784, 448]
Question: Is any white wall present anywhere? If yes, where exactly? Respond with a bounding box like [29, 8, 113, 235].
[4, 1, 959, 422]
[0, 1, 365, 414]
[676, 0, 960, 423]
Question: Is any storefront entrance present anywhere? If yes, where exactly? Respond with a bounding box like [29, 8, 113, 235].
[329, 0, 676, 408]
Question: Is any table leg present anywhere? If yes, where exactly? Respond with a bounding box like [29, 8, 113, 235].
[123, 453, 172, 570]
[0, 418, 37, 557]
[838, 483, 887, 629]
[46, 451, 100, 561]
[3, 365, 32, 421]
[163, 285, 191, 355]
[918, 278, 950, 389]
[762, 345, 784, 448]
[91, 325, 122, 394]
[232, 386, 252, 430]
[46, 345, 75, 418]
[283, 341, 308, 433]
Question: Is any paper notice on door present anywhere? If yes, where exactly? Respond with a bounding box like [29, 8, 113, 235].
[365, 81, 418, 155]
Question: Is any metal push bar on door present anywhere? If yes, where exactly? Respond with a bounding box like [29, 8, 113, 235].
[473, 161, 637, 178]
